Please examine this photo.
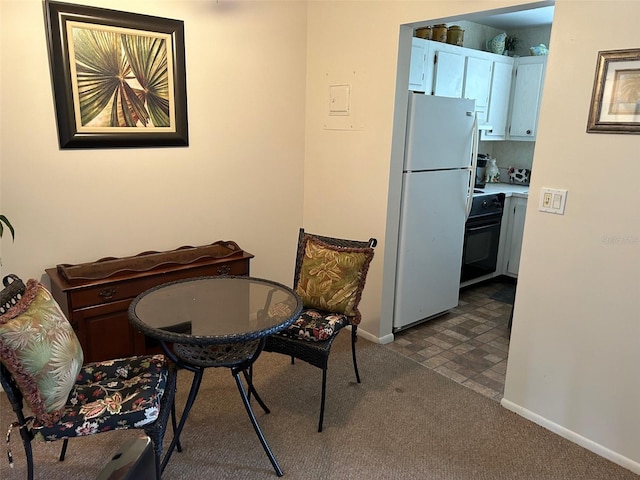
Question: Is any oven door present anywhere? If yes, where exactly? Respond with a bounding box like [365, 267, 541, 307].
[461, 216, 502, 282]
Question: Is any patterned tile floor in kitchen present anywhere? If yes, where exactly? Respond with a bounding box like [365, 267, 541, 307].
[384, 277, 515, 402]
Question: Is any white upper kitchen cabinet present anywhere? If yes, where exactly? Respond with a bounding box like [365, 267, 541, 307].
[481, 57, 514, 141]
[409, 37, 430, 92]
[432, 43, 465, 98]
[508, 56, 547, 141]
[463, 55, 492, 125]
[408, 39, 541, 137]
[409, 40, 493, 124]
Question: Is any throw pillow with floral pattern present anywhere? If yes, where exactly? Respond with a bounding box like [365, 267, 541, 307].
[0, 280, 83, 425]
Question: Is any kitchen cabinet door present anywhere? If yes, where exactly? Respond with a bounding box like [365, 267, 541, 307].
[508, 56, 547, 141]
[432, 48, 464, 98]
[463, 55, 492, 124]
[409, 37, 429, 92]
[74, 300, 146, 363]
[505, 197, 527, 277]
[481, 58, 513, 141]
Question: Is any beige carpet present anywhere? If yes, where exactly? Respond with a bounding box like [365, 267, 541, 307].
[2, 334, 638, 479]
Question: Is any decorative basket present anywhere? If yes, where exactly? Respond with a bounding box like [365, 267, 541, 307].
[446, 26, 464, 46]
[432, 24, 448, 43]
[415, 26, 432, 40]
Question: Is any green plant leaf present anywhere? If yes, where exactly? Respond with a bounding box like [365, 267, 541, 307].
[72, 27, 174, 129]
[73, 27, 127, 126]
[0, 215, 15, 240]
[121, 34, 170, 127]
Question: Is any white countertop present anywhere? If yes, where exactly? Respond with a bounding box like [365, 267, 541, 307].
[476, 182, 529, 198]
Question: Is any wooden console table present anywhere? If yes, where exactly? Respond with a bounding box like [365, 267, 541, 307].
[46, 241, 254, 363]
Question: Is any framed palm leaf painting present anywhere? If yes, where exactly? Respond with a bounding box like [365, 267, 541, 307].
[587, 49, 640, 134]
[45, 1, 188, 148]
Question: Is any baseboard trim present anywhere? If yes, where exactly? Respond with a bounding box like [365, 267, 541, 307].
[501, 398, 640, 475]
[357, 328, 394, 345]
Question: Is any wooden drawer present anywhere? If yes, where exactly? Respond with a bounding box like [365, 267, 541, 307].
[67, 259, 250, 309]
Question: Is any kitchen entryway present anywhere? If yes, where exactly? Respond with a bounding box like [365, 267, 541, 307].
[385, 277, 514, 401]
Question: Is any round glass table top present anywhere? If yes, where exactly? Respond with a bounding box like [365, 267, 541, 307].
[129, 276, 302, 345]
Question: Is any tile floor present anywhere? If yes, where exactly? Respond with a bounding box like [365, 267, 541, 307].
[384, 277, 515, 401]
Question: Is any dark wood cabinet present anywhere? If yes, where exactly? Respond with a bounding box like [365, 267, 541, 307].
[46, 241, 253, 363]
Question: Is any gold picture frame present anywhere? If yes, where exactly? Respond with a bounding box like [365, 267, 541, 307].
[45, 1, 189, 148]
[587, 49, 640, 134]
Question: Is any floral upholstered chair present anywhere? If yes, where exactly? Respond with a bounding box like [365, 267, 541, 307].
[0, 275, 176, 479]
[263, 228, 376, 432]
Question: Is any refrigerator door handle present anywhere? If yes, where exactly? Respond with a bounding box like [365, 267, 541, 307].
[466, 113, 479, 218]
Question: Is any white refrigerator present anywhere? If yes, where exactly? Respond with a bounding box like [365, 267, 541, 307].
[393, 93, 477, 331]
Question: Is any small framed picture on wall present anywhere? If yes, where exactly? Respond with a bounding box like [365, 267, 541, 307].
[587, 48, 640, 134]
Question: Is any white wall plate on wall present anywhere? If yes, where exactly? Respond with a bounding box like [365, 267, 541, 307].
[539, 187, 567, 215]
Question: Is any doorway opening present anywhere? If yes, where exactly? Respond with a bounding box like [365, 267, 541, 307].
[383, 3, 555, 401]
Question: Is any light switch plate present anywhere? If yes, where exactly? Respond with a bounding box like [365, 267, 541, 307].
[539, 187, 567, 215]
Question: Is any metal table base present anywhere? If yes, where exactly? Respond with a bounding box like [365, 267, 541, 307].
[160, 339, 283, 477]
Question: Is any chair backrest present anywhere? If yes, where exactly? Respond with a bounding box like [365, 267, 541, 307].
[0, 274, 25, 314]
[293, 228, 377, 324]
[0, 360, 27, 424]
[0, 275, 28, 421]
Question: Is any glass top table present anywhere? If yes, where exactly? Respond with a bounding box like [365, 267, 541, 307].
[129, 275, 302, 476]
[130, 275, 301, 343]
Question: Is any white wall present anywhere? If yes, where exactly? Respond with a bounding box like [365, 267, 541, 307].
[503, 0, 640, 471]
[303, 0, 640, 473]
[0, 0, 308, 287]
[303, 0, 550, 338]
[2, 0, 639, 473]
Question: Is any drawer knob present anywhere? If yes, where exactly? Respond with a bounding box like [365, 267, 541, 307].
[98, 288, 117, 300]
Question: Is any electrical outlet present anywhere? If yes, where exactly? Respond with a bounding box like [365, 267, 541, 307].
[539, 187, 567, 215]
